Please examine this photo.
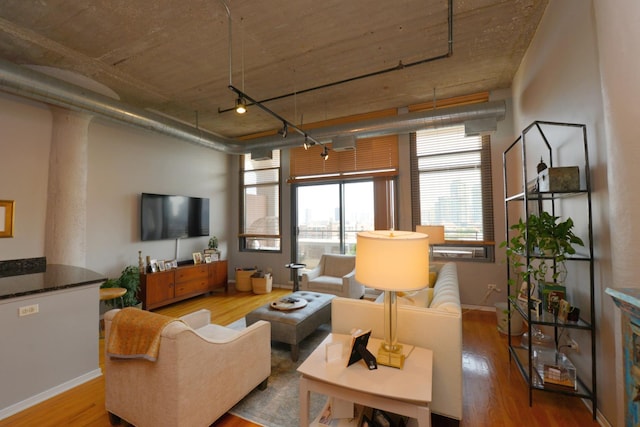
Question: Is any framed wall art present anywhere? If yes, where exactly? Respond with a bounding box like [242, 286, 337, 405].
[0, 200, 15, 238]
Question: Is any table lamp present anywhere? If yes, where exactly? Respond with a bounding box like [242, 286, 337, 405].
[355, 230, 429, 368]
[416, 225, 445, 261]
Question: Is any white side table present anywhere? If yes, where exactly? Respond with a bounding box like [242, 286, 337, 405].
[298, 333, 433, 427]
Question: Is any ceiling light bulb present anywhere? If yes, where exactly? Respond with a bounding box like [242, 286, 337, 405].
[303, 137, 309, 150]
[235, 98, 247, 114]
[321, 147, 329, 160]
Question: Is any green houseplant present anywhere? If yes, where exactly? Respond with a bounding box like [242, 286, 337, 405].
[501, 211, 584, 287]
[100, 265, 141, 308]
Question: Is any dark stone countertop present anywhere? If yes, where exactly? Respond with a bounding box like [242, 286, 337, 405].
[0, 264, 106, 300]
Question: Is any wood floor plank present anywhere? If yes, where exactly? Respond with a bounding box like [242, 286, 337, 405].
[0, 289, 601, 427]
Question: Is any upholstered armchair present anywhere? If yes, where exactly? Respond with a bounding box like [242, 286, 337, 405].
[300, 253, 364, 298]
[104, 308, 271, 427]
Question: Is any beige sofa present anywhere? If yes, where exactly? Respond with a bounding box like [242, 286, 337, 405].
[104, 308, 271, 427]
[300, 253, 364, 298]
[331, 262, 462, 421]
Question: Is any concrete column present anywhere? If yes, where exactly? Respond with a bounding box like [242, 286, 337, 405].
[44, 108, 93, 267]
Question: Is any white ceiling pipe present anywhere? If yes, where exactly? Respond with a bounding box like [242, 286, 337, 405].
[0, 58, 506, 155]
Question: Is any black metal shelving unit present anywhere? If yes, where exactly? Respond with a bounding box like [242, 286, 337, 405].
[502, 121, 596, 419]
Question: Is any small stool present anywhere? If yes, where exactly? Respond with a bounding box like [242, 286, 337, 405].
[99, 288, 126, 338]
[100, 288, 127, 308]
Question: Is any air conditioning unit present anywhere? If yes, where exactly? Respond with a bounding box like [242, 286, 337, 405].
[331, 135, 356, 152]
[249, 148, 273, 161]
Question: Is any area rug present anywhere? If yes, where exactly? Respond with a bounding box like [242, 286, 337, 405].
[227, 318, 330, 427]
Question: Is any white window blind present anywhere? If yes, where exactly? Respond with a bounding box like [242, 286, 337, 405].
[411, 125, 494, 243]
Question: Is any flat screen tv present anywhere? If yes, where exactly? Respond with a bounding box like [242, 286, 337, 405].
[140, 193, 210, 241]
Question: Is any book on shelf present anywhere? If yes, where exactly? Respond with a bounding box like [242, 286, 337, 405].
[312, 399, 364, 427]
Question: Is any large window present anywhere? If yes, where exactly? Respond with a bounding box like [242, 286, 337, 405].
[240, 151, 281, 252]
[295, 180, 376, 268]
[411, 125, 494, 261]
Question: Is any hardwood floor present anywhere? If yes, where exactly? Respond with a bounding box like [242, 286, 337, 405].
[0, 287, 601, 427]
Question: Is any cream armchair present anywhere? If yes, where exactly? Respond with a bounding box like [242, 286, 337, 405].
[300, 253, 364, 298]
[104, 308, 271, 427]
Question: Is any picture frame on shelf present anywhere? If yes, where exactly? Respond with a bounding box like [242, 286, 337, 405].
[205, 255, 212, 263]
[171, 260, 178, 269]
[192, 252, 203, 265]
[150, 259, 158, 273]
[157, 260, 165, 271]
[164, 260, 173, 270]
[517, 281, 536, 303]
[0, 200, 15, 238]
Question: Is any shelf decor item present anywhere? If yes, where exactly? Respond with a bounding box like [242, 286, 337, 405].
[502, 211, 584, 288]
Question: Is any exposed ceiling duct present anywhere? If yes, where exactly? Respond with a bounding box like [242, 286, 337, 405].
[0, 59, 506, 154]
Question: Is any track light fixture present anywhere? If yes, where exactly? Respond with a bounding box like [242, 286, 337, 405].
[279, 122, 288, 138]
[235, 97, 247, 114]
[303, 136, 316, 150]
[321, 146, 329, 160]
[228, 85, 323, 151]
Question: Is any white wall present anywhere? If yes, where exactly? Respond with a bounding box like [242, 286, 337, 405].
[0, 94, 51, 260]
[0, 92, 230, 280]
[511, 0, 619, 423]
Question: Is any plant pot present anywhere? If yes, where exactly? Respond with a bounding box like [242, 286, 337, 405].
[495, 302, 524, 336]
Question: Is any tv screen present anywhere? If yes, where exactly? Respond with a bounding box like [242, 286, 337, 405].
[140, 193, 210, 241]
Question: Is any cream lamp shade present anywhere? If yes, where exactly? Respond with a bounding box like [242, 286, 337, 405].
[355, 230, 430, 291]
[416, 225, 445, 245]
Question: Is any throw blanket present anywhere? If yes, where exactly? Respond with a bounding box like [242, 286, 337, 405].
[107, 308, 177, 362]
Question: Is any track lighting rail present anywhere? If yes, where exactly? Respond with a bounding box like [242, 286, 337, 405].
[229, 84, 323, 150]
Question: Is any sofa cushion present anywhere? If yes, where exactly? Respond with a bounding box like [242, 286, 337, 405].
[429, 262, 461, 313]
[305, 275, 344, 293]
[322, 255, 355, 277]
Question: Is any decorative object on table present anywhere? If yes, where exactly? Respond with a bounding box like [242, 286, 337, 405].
[149, 259, 158, 273]
[192, 252, 202, 264]
[0, 200, 15, 238]
[347, 329, 376, 370]
[204, 249, 220, 261]
[100, 265, 141, 308]
[270, 296, 307, 311]
[355, 230, 429, 369]
[138, 250, 144, 273]
[146, 255, 152, 273]
[416, 224, 445, 261]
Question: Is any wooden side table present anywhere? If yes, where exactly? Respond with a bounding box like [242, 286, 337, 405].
[99, 287, 126, 338]
[298, 333, 433, 427]
[99, 287, 127, 308]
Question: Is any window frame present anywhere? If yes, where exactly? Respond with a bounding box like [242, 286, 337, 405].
[410, 126, 495, 262]
[239, 151, 282, 253]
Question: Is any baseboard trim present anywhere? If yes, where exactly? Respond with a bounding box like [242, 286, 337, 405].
[0, 369, 102, 421]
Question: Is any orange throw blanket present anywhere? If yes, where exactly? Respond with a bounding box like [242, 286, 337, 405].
[107, 308, 178, 362]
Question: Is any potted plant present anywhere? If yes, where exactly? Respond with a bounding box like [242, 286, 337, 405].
[100, 265, 141, 308]
[501, 211, 584, 313]
[208, 236, 219, 251]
